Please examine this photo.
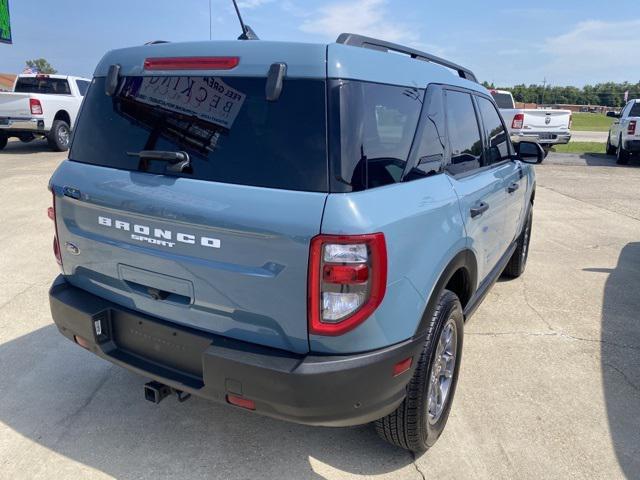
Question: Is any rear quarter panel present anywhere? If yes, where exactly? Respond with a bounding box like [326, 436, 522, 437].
[312, 175, 467, 354]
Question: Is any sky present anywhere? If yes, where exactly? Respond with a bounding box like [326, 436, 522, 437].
[1, 0, 639, 87]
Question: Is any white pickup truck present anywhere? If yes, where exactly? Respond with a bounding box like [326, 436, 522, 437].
[490, 89, 572, 157]
[606, 99, 640, 164]
[0, 74, 91, 152]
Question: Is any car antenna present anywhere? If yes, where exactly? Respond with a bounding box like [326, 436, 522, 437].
[231, 0, 259, 40]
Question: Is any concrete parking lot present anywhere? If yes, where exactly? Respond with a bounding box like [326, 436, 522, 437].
[0, 140, 638, 479]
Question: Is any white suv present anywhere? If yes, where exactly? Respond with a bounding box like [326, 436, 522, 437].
[607, 99, 640, 164]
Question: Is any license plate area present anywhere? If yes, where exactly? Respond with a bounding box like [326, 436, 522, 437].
[110, 309, 212, 379]
[538, 133, 557, 140]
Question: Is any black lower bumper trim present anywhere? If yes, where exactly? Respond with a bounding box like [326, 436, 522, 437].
[49, 276, 423, 427]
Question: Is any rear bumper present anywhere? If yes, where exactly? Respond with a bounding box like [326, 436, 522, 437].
[0, 117, 46, 133]
[511, 132, 571, 146]
[623, 139, 640, 152]
[49, 276, 423, 427]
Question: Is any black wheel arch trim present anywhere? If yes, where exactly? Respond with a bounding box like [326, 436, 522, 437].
[414, 249, 478, 337]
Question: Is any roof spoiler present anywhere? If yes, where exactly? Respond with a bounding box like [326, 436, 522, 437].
[336, 33, 478, 83]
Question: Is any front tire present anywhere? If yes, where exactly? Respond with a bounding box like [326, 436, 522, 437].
[375, 289, 464, 453]
[503, 204, 533, 278]
[616, 136, 630, 165]
[47, 120, 71, 152]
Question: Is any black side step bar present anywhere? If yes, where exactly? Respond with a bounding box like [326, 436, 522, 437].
[336, 32, 478, 83]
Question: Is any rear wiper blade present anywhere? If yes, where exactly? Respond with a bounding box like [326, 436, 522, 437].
[126, 150, 190, 173]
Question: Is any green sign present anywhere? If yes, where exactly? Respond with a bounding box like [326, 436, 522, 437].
[0, 0, 11, 44]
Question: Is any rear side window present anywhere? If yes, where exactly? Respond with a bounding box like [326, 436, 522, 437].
[477, 97, 511, 164]
[445, 90, 483, 175]
[75, 80, 90, 96]
[14, 77, 71, 95]
[629, 103, 640, 117]
[70, 76, 328, 192]
[405, 87, 446, 181]
[329, 80, 424, 192]
[490, 91, 514, 109]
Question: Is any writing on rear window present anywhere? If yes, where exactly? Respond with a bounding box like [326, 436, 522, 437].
[121, 76, 246, 130]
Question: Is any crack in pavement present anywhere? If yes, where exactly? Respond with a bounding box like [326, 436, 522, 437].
[467, 330, 640, 352]
[603, 362, 640, 393]
[0, 284, 37, 312]
[410, 452, 426, 480]
[54, 367, 113, 431]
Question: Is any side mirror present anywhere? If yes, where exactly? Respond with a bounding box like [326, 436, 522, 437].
[515, 141, 544, 164]
[606, 111, 620, 119]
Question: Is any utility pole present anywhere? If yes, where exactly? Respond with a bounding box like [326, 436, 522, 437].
[540, 77, 547, 106]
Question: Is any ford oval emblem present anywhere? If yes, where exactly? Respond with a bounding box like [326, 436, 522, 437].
[65, 242, 81, 256]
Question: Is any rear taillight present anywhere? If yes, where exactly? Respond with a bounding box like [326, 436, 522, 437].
[308, 233, 387, 336]
[512, 113, 524, 130]
[143, 56, 240, 71]
[629, 120, 637, 135]
[49, 191, 62, 266]
[30, 98, 43, 115]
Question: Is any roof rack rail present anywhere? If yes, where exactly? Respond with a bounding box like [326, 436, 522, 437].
[336, 33, 478, 83]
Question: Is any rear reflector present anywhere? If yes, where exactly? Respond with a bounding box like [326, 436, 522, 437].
[393, 357, 413, 377]
[74, 335, 91, 350]
[226, 394, 256, 410]
[143, 56, 240, 71]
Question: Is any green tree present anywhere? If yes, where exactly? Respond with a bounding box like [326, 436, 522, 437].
[25, 58, 57, 74]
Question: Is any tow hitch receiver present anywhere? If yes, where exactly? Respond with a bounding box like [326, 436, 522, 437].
[144, 381, 191, 404]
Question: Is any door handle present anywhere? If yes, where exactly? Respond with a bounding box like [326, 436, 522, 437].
[470, 202, 489, 218]
[507, 182, 519, 194]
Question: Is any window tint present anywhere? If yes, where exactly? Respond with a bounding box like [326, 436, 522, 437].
[629, 103, 640, 117]
[405, 88, 446, 181]
[76, 80, 90, 96]
[477, 96, 511, 164]
[329, 80, 424, 191]
[445, 90, 483, 175]
[14, 77, 71, 95]
[70, 76, 328, 192]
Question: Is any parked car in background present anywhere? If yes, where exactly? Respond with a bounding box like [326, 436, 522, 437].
[47, 34, 543, 453]
[490, 89, 572, 158]
[607, 99, 640, 164]
[0, 74, 90, 151]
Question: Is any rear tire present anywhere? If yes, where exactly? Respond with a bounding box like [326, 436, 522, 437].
[0, 132, 7, 151]
[47, 120, 71, 152]
[606, 135, 616, 156]
[503, 204, 533, 279]
[375, 289, 464, 453]
[616, 136, 630, 165]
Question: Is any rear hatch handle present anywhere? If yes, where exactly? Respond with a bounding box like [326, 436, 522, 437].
[126, 150, 191, 173]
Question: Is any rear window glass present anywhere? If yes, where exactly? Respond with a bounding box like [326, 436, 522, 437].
[70, 76, 328, 192]
[329, 80, 424, 192]
[629, 103, 640, 117]
[14, 77, 71, 95]
[490, 91, 514, 109]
